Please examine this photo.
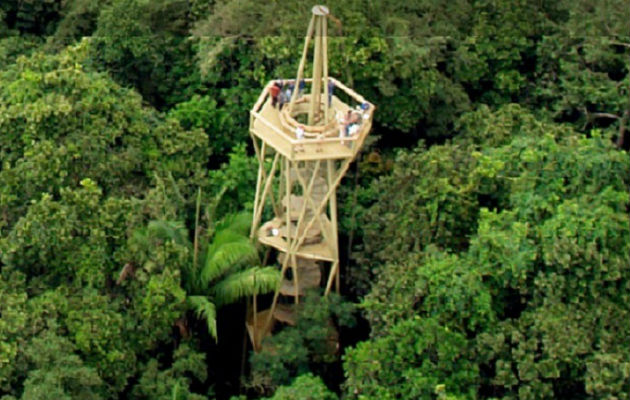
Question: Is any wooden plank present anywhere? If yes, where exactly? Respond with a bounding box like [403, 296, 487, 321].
[329, 77, 371, 105]
[258, 235, 334, 262]
[251, 121, 292, 159]
[252, 83, 270, 113]
[295, 143, 353, 160]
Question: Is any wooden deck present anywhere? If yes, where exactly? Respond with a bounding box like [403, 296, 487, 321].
[251, 99, 368, 162]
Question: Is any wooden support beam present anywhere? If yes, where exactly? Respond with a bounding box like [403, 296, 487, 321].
[309, 16, 323, 125]
[291, 163, 332, 248]
[324, 260, 339, 295]
[289, 16, 315, 113]
[290, 156, 353, 255]
[263, 203, 294, 333]
[291, 253, 299, 304]
[254, 140, 280, 217]
[252, 152, 280, 235]
[327, 159, 340, 294]
[284, 157, 292, 251]
[322, 17, 329, 123]
[250, 138, 264, 238]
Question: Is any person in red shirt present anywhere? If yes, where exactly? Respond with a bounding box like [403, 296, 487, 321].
[270, 81, 281, 108]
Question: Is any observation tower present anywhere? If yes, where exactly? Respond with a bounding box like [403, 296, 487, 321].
[247, 5, 374, 351]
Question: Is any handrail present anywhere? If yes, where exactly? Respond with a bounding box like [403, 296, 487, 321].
[252, 84, 270, 113]
[328, 77, 369, 105]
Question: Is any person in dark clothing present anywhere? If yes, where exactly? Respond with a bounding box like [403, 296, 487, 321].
[327, 80, 335, 106]
[299, 79, 306, 95]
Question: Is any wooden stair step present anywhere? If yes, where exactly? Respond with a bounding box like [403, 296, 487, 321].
[273, 304, 296, 326]
[279, 265, 322, 296]
[246, 309, 275, 351]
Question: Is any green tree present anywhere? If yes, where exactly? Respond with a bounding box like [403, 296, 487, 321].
[19, 331, 104, 400]
[534, 0, 629, 144]
[263, 373, 337, 400]
[0, 269, 28, 392]
[249, 293, 355, 393]
[344, 316, 478, 399]
[89, 0, 202, 108]
[131, 343, 207, 400]
[135, 210, 279, 340]
[0, 43, 208, 397]
[346, 106, 630, 399]
[0, 0, 62, 35]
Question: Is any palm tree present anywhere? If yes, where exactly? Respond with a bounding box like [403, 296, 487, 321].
[141, 193, 279, 340]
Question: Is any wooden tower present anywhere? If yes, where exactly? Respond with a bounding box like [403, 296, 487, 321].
[246, 5, 374, 351]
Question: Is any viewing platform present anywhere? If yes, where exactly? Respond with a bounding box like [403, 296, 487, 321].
[250, 77, 374, 162]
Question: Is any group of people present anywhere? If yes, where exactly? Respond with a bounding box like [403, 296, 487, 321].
[270, 79, 306, 110]
[337, 102, 370, 142]
[268, 78, 371, 145]
[270, 79, 336, 110]
[292, 102, 370, 146]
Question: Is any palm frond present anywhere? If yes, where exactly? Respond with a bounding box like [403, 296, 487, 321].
[147, 220, 189, 247]
[187, 295, 217, 340]
[211, 266, 280, 307]
[214, 211, 252, 236]
[204, 185, 228, 235]
[200, 236, 259, 285]
[206, 229, 249, 253]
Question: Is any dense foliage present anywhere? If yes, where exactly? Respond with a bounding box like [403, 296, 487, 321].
[1, 0, 628, 399]
[347, 106, 630, 399]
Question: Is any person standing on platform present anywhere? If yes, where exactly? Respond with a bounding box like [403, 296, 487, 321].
[299, 79, 306, 96]
[296, 125, 305, 140]
[295, 124, 305, 152]
[270, 81, 281, 108]
[327, 80, 335, 106]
